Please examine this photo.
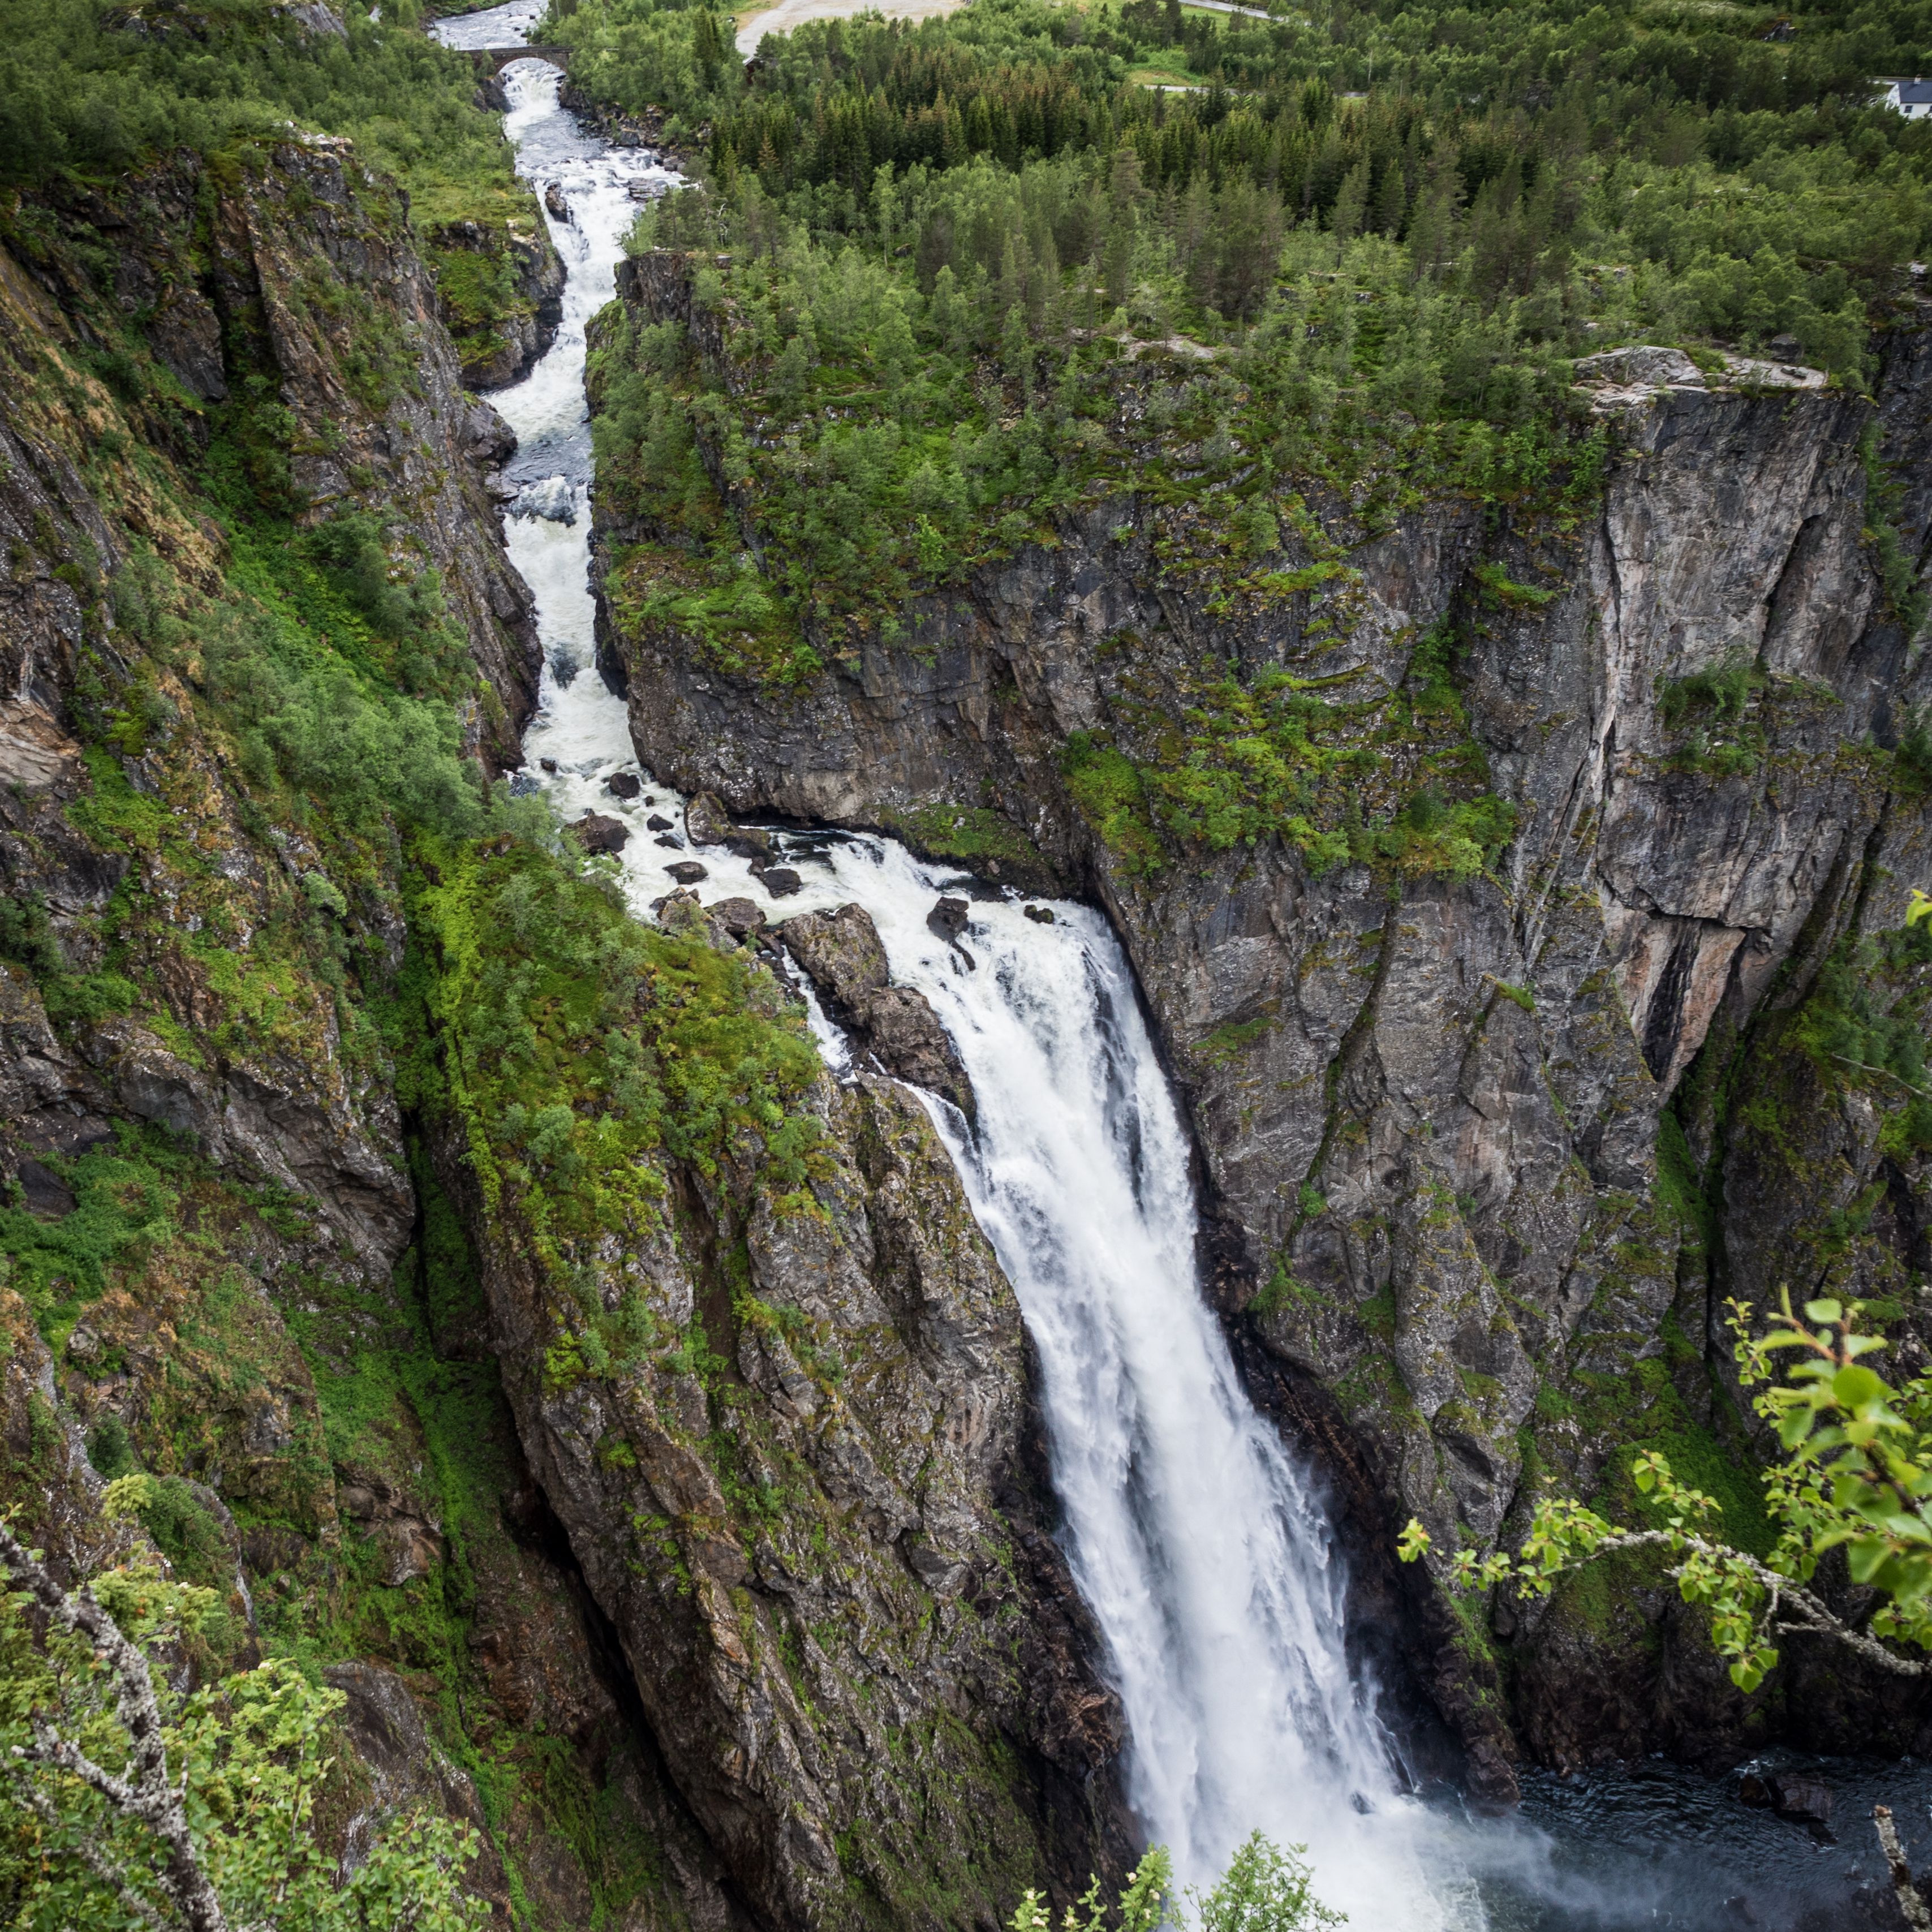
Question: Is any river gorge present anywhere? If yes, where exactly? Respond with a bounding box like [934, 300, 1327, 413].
[431, 8, 1932, 1924]
[5, 0, 1932, 1922]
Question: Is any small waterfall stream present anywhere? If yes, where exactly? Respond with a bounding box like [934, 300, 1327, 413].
[430, 15, 1930, 1926]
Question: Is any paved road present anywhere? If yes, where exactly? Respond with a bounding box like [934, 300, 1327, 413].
[735, 0, 966, 57]
[735, 0, 1283, 59]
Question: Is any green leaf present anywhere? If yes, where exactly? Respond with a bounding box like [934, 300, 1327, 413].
[1832, 1363, 1892, 1409]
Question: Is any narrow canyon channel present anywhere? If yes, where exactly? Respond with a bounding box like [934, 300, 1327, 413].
[434, 8, 1932, 1925]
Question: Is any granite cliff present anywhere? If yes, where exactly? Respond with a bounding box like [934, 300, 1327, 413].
[593, 253, 1932, 1788]
[0, 118, 1129, 1925]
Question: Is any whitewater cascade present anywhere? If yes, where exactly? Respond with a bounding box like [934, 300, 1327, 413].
[436, 19, 1477, 1924]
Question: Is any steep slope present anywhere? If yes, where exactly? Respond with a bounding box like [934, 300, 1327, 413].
[0, 95, 1133, 1923]
[592, 247, 1932, 1777]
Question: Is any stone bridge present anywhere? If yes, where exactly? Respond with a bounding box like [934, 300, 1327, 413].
[470, 44, 570, 72]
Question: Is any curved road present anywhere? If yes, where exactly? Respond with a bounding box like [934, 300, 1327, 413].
[733, 0, 1281, 59]
[734, 0, 963, 57]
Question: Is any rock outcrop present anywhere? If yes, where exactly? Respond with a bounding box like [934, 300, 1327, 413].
[595, 267, 1932, 1779]
[425, 212, 565, 391]
[428, 1000, 1129, 1929]
[780, 903, 977, 1121]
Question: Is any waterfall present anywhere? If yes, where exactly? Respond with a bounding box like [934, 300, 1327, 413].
[441, 24, 1475, 1925]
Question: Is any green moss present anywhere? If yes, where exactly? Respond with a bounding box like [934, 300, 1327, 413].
[1470, 561, 1560, 609]
[0, 1124, 187, 1346]
[1061, 732, 1164, 875]
[1199, 1013, 1274, 1064]
[1655, 652, 1770, 776]
[884, 803, 1052, 887]
[404, 833, 826, 1271]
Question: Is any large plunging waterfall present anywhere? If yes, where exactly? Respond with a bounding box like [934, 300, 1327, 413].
[441, 42, 1455, 1922]
[431, 15, 1932, 1926]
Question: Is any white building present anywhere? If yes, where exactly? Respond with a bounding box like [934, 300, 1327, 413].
[1881, 78, 1932, 117]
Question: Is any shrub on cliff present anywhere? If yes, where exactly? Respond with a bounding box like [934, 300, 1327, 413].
[0, 1522, 485, 1930]
[1011, 1835, 1342, 1930]
[1402, 1290, 1932, 1920]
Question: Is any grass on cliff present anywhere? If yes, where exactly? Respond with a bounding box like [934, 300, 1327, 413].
[401, 834, 827, 1272]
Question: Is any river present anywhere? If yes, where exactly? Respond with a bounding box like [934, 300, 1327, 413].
[430, 9, 1932, 1926]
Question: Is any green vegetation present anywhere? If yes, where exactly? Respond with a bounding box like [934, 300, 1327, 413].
[1789, 915, 1932, 1152]
[0, 0, 545, 359]
[885, 802, 1055, 881]
[0, 0, 519, 218]
[404, 834, 825, 1262]
[0, 1533, 484, 1929]
[1401, 1292, 1932, 1691]
[573, 0, 1932, 877]
[1009, 1834, 1340, 1929]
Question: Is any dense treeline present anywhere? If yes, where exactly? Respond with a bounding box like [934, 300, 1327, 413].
[582, 0, 1932, 878]
[558, 0, 1932, 372]
[0, 0, 518, 221]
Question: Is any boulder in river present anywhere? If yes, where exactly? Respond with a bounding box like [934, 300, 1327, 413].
[758, 867, 803, 898]
[1023, 905, 1055, 924]
[646, 814, 673, 832]
[569, 812, 628, 855]
[927, 897, 971, 943]
[685, 793, 733, 846]
[782, 903, 975, 1121]
[666, 860, 708, 884]
[782, 903, 888, 1000]
[605, 771, 641, 799]
[707, 897, 764, 942]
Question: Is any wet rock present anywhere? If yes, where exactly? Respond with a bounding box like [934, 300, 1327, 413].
[653, 835, 682, 850]
[782, 904, 889, 1002]
[569, 813, 629, 855]
[863, 988, 975, 1120]
[1023, 905, 1055, 925]
[927, 897, 971, 943]
[684, 792, 733, 846]
[646, 814, 674, 832]
[1768, 1773, 1834, 1823]
[781, 905, 975, 1121]
[665, 860, 708, 884]
[539, 758, 558, 774]
[707, 898, 764, 942]
[605, 771, 640, 799]
[520, 475, 577, 524]
[544, 181, 571, 223]
[758, 867, 803, 897]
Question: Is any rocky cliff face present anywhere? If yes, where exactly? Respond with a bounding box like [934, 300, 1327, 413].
[425, 209, 566, 393]
[596, 257, 1932, 1781]
[0, 141, 700, 1923]
[0, 132, 1135, 1927]
[424, 891, 1131, 1929]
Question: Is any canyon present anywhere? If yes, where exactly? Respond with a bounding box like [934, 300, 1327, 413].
[5, 6, 1932, 1928]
